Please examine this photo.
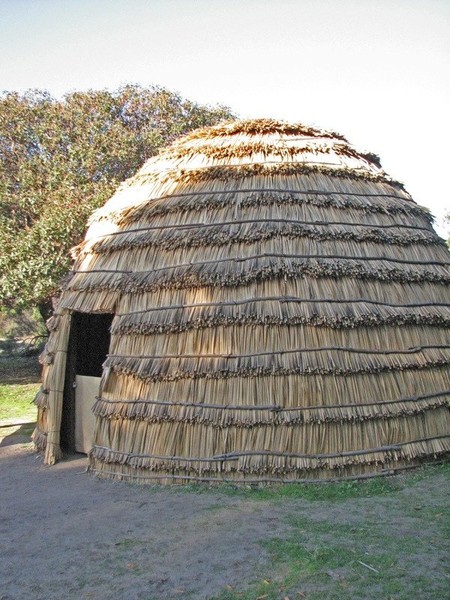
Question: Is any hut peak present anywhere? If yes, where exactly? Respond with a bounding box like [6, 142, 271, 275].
[178, 117, 348, 142]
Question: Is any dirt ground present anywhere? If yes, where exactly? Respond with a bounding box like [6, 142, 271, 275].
[0, 437, 291, 600]
[1, 431, 449, 600]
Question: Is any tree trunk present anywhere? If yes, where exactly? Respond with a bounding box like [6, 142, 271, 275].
[38, 297, 54, 324]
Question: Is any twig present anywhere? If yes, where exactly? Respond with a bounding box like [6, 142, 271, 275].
[357, 560, 379, 573]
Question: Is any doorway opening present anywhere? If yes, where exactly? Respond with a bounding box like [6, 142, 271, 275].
[61, 312, 114, 452]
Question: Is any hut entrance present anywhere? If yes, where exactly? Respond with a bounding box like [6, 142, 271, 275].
[62, 312, 114, 454]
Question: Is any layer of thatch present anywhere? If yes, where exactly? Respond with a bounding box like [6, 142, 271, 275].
[33, 119, 450, 481]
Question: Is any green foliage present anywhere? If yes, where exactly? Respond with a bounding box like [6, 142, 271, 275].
[0, 86, 234, 317]
[0, 306, 46, 340]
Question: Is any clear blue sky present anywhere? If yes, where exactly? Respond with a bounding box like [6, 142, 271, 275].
[1, 0, 449, 235]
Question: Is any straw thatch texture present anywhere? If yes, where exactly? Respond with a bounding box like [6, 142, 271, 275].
[34, 119, 450, 482]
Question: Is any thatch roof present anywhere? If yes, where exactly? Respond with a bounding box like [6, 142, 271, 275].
[33, 118, 450, 483]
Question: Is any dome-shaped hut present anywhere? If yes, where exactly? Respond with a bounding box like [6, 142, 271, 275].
[33, 119, 450, 483]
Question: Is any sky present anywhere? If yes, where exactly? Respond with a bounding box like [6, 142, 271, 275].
[1, 0, 449, 236]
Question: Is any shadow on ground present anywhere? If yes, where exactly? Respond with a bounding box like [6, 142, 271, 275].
[0, 422, 36, 447]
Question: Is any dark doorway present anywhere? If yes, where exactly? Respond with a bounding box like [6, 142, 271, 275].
[61, 312, 114, 452]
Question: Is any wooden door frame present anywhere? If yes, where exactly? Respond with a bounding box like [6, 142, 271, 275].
[61, 315, 77, 451]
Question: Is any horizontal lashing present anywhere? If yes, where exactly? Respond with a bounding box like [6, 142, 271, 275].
[105, 352, 450, 383]
[113, 313, 450, 335]
[94, 389, 450, 411]
[166, 140, 382, 169]
[98, 188, 428, 228]
[120, 257, 450, 293]
[88, 434, 450, 474]
[92, 391, 450, 425]
[104, 364, 449, 405]
[107, 344, 450, 360]
[86, 219, 442, 256]
[134, 161, 405, 190]
[65, 261, 450, 294]
[111, 296, 450, 334]
[115, 297, 450, 317]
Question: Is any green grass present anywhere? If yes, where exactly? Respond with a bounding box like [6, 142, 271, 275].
[211, 463, 450, 600]
[0, 354, 40, 424]
[0, 382, 39, 423]
[181, 473, 401, 503]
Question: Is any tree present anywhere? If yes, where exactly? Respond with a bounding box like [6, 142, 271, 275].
[0, 86, 234, 321]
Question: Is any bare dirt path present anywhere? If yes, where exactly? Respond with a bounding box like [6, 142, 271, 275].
[0, 441, 290, 600]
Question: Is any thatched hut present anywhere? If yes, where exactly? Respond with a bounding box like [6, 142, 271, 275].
[33, 119, 450, 483]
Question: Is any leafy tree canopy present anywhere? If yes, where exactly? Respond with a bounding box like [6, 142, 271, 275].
[0, 85, 234, 320]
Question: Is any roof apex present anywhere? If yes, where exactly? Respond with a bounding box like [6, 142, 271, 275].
[178, 118, 348, 143]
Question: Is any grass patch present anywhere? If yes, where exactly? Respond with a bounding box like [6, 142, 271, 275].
[0, 355, 40, 424]
[181, 474, 401, 503]
[0, 382, 39, 423]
